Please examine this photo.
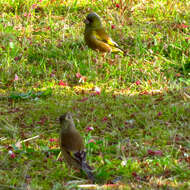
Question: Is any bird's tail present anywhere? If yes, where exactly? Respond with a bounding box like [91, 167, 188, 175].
[61, 149, 95, 182]
[82, 161, 95, 182]
[75, 151, 95, 182]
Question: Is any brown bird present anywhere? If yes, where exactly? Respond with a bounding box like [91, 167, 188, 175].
[59, 112, 94, 181]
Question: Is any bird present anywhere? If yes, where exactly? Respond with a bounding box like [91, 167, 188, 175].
[84, 12, 124, 54]
[59, 112, 94, 181]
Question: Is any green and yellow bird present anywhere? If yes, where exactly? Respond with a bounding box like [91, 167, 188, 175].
[59, 112, 95, 182]
[84, 12, 124, 54]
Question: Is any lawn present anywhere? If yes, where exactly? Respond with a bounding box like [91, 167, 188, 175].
[0, 0, 190, 189]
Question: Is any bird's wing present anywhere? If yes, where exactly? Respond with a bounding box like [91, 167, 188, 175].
[61, 148, 95, 181]
[93, 29, 124, 53]
[61, 147, 82, 169]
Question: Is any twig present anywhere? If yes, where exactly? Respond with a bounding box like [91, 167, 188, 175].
[21, 135, 39, 143]
[56, 151, 62, 160]
[78, 184, 126, 189]
[0, 137, 7, 141]
[15, 135, 40, 148]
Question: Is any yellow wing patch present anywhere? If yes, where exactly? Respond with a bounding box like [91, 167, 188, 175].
[92, 31, 123, 54]
[92, 31, 102, 41]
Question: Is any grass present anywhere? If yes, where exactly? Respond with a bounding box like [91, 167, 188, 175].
[0, 0, 190, 189]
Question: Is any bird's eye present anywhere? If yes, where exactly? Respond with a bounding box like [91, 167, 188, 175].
[87, 17, 92, 23]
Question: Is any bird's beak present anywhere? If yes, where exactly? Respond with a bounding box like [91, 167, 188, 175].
[84, 19, 89, 24]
